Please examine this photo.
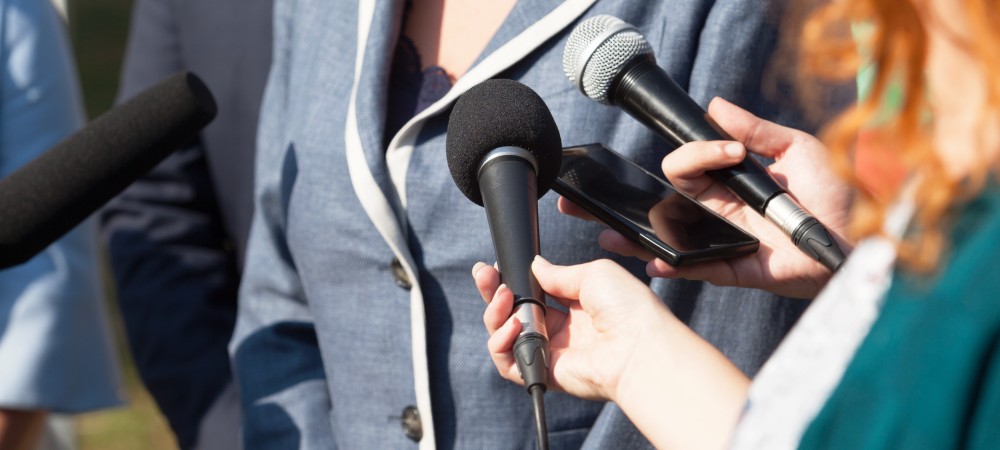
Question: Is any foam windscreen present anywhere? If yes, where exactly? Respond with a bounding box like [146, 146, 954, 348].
[0, 72, 217, 269]
[446, 79, 562, 205]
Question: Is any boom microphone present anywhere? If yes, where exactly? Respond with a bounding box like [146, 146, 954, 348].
[0, 72, 217, 269]
[447, 79, 561, 450]
[564, 15, 846, 271]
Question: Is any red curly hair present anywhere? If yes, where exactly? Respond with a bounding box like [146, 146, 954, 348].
[800, 0, 1000, 270]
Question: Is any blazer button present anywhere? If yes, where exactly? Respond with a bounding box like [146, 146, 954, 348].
[400, 405, 422, 442]
[390, 257, 412, 290]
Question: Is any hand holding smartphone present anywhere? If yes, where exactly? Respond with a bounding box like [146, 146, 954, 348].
[554, 144, 758, 266]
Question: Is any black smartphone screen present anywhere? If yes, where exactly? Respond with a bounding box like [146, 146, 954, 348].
[554, 144, 758, 265]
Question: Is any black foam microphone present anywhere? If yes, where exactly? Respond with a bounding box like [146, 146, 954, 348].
[447, 79, 561, 450]
[564, 15, 846, 272]
[0, 72, 217, 269]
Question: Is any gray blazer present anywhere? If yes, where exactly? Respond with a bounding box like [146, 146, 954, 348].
[234, 0, 847, 448]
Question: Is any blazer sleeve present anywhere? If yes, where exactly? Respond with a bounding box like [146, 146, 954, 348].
[229, 0, 334, 447]
[99, 0, 238, 446]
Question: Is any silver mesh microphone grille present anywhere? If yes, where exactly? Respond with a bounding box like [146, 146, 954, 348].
[563, 15, 653, 105]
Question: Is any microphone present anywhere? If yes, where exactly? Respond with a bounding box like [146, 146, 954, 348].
[447, 79, 561, 449]
[0, 72, 217, 269]
[563, 15, 846, 272]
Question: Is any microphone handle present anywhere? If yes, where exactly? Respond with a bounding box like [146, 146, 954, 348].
[611, 57, 846, 271]
[478, 149, 550, 391]
[613, 56, 782, 213]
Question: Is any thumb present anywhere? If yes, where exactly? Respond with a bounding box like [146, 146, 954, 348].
[533, 257, 643, 314]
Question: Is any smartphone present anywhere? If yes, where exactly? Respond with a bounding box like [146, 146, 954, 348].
[553, 144, 759, 266]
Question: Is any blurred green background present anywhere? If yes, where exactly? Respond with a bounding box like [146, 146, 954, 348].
[69, 0, 132, 118]
[67, 0, 176, 448]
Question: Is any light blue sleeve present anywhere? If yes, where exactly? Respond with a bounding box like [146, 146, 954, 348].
[0, 0, 122, 412]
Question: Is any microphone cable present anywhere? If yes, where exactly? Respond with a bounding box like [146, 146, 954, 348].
[530, 384, 549, 450]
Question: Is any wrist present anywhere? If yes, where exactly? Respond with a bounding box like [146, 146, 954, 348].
[609, 306, 679, 405]
[609, 308, 750, 450]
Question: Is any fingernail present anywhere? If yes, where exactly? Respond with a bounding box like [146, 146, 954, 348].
[724, 142, 744, 158]
[472, 262, 487, 276]
[501, 315, 521, 335]
[487, 283, 506, 305]
[533, 255, 552, 266]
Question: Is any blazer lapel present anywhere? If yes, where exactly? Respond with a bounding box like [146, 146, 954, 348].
[353, 0, 406, 198]
[344, 3, 599, 449]
[344, 0, 410, 263]
[343, 4, 440, 447]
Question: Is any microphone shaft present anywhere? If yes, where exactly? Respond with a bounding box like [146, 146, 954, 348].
[479, 149, 550, 391]
[615, 57, 782, 211]
[480, 156, 544, 306]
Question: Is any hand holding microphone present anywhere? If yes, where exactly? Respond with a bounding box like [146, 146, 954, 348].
[475, 256, 680, 400]
[653, 98, 851, 299]
[563, 15, 849, 274]
[447, 79, 560, 450]
[474, 256, 751, 450]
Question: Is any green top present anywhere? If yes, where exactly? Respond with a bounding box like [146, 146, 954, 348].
[800, 186, 1000, 449]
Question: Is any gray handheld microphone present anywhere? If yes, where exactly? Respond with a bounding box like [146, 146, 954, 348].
[447, 78, 562, 450]
[564, 15, 845, 271]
